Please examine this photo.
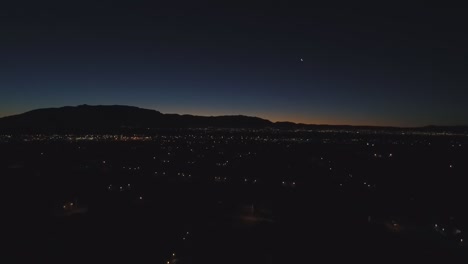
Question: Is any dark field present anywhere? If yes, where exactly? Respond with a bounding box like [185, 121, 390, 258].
[2, 130, 468, 263]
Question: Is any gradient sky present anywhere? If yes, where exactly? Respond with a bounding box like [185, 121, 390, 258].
[1, 2, 467, 126]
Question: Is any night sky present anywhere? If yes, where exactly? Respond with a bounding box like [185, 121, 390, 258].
[1, 2, 467, 126]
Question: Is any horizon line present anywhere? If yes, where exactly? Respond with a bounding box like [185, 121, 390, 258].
[0, 104, 466, 129]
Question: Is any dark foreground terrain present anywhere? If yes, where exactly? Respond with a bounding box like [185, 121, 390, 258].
[2, 129, 468, 263]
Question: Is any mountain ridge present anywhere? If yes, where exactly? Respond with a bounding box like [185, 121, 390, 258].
[0, 105, 466, 134]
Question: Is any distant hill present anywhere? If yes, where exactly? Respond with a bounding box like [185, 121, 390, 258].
[0, 105, 466, 134]
[0, 105, 273, 133]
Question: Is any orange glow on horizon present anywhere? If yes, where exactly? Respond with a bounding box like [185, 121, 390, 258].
[1, 105, 418, 128]
[163, 109, 406, 127]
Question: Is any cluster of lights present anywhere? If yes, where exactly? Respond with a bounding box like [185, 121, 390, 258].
[63, 202, 74, 210]
[123, 166, 141, 171]
[243, 178, 257, 184]
[281, 181, 296, 188]
[107, 184, 132, 192]
[322, 155, 377, 192]
[216, 160, 229, 167]
[177, 172, 191, 178]
[214, 176, 228, 182]
[372, 153, 393, 158]
[164, 231, 191, 263]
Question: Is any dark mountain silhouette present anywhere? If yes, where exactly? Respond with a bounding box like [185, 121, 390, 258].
[0, 105, 273, 133]
[0, 105, 466, 134]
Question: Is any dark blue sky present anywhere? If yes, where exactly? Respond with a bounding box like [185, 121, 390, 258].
[1, 2, 467, 126]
